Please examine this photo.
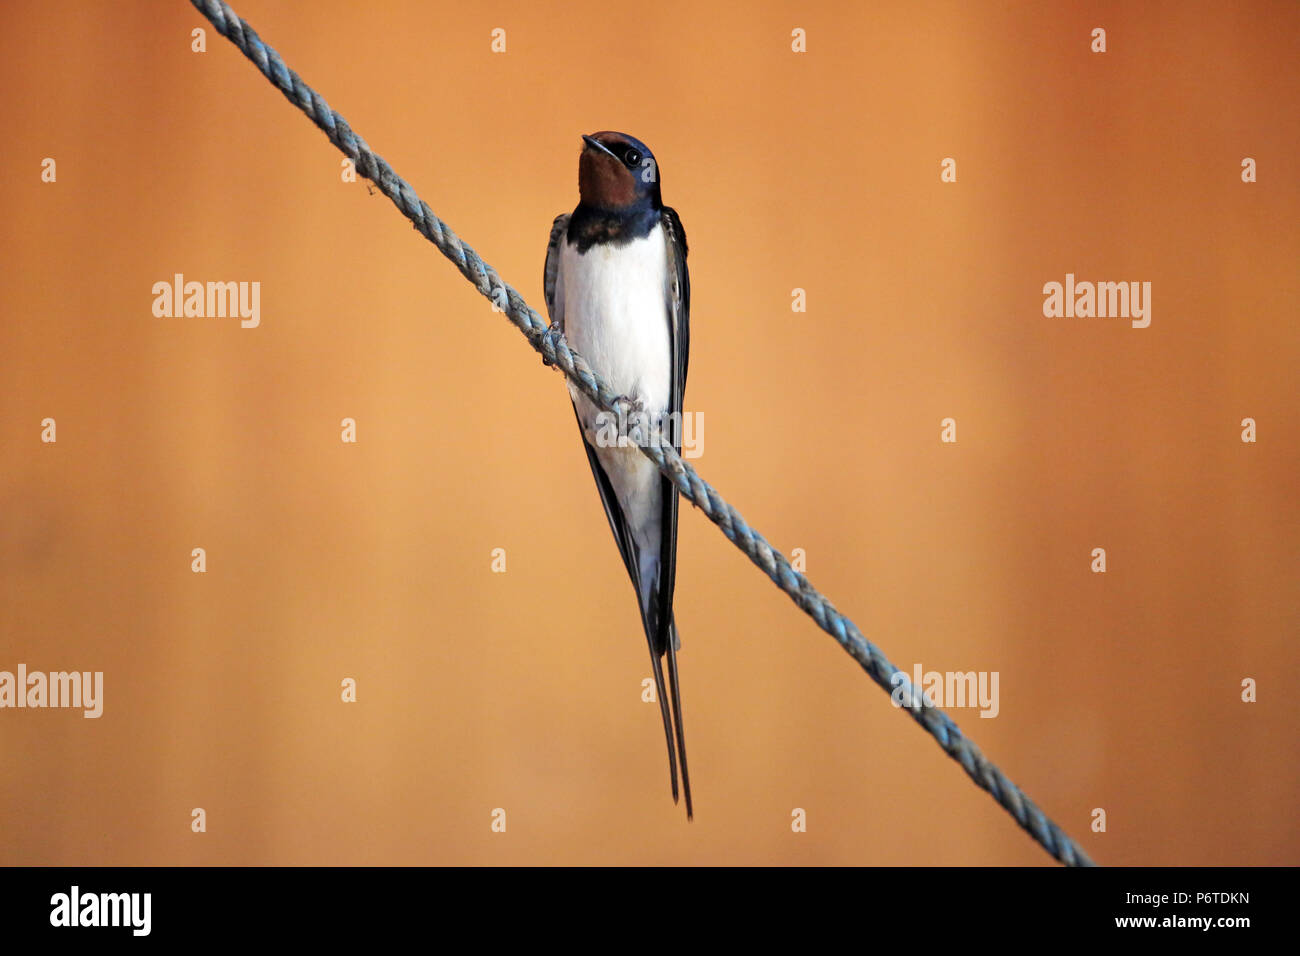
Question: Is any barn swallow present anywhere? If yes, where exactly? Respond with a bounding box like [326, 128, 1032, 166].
[543, 132, 692, 817]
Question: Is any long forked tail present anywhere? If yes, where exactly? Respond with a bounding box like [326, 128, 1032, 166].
[666, 618, 692, 819]
[645, 640, 679, 807]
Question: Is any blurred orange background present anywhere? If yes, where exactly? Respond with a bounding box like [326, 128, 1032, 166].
[1, 0, 1296, 865]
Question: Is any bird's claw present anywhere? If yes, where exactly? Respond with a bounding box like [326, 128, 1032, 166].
[613, 393, 646, 414]
[610, 394, 654, 445]
[541, 325, 561, 368]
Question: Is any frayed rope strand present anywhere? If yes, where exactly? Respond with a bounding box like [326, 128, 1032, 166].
[189, 0, 1096, 867]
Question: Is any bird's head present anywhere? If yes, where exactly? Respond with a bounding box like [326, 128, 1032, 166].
[578, 131, 661, 211]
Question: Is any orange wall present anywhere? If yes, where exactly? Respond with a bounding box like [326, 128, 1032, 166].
[1, 0, 1296, 865]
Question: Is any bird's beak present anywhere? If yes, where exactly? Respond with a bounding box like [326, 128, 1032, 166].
[581, 134, 620, 160]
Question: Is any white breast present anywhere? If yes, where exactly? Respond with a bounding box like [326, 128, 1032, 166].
[560, 221, 671, 576]
[561, 221, 671, 421]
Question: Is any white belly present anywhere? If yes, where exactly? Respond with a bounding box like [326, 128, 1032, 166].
[561, 222, 670, 579]
[561, 222, 671, 418]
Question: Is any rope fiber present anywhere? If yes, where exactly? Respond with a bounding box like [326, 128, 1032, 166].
[189, 0, 1097, 867]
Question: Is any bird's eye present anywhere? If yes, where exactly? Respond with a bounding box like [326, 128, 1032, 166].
[625, 149, 642, 167]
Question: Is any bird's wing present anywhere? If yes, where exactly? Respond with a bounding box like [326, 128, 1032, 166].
[655, 207, 690, 629]
[543, 213, 569, 332]
[662, 206, 690, 412]
[657, 205, 692, 817]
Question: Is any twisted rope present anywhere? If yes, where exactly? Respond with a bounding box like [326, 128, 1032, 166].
[189, 0, 1096, 867]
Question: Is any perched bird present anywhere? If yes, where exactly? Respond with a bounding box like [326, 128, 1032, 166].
[543, 132, 693, 817]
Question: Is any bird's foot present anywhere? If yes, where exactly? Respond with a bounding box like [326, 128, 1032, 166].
[541, 325, 563, 368]
[611, 394, 655, 446]
[612, 393, 646, 415]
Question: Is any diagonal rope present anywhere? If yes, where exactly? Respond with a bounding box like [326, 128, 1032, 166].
[189, 0, 1096, 866]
